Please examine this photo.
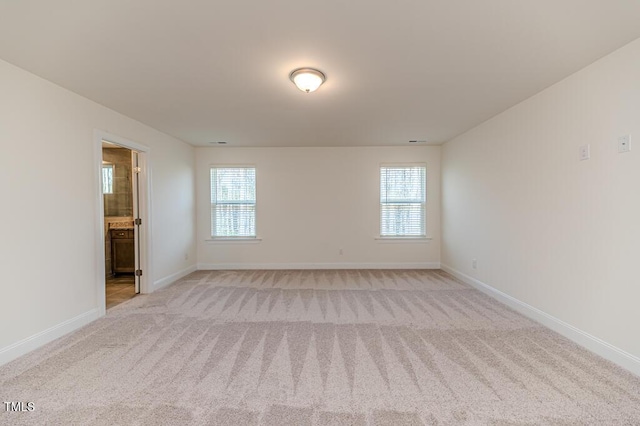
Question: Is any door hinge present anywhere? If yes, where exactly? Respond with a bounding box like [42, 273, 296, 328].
[133, 166, 142, 173]
[135, 270, 143, 276]
[134, 218, 142, 225]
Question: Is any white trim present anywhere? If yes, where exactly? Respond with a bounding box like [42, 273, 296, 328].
[205, 237, 262, 244]
[441, 264, 640, 377]
[379, 164, 427, 239]
[153, 265, 198, 290]
[0, 309, 100, 367]
[94, 129, 153, 310]
[98, 131, 151, 153]
[198, 262, 441, 270]
[209, 163, 256, 168]
[375, 236, 433, 243]
[94, 134, 107, 316]
[210, 165, 257, 240]
[380, 162, 428, 167]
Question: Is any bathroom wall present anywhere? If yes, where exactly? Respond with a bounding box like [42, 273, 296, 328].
[102, 147, 134, 276]
[102, 147, 133, 217]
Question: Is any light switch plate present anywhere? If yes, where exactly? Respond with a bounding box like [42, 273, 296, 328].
[579, 144, 590, 161]
[618, 135, 631, 153]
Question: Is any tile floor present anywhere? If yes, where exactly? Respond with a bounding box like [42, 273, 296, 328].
[105, 275, 136, 309]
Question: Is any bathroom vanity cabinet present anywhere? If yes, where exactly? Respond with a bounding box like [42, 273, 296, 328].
[110, 229, 135, 274]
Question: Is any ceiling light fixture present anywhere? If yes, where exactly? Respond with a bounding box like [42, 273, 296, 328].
[289, 68, 326, 93]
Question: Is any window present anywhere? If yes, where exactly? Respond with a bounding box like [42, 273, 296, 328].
[210, 167, 256, 238]
[102, 164, 114, 194]
[380, 165, 426, 237]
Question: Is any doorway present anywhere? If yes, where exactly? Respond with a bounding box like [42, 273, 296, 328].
[102, 142, 138, 308]
[95, 130, 151, 315]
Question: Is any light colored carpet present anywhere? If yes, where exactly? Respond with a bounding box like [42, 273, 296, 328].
[1, 269, 639, 425]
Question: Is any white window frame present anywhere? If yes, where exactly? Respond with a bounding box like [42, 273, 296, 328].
[379, 163, 427, 239]
[102, 163, 114, 194]
[210, 165, 257, 239]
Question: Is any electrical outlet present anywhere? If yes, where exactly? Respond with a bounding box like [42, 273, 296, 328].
[184, 253, 189, 261]
[339, 248, 343, 255]
[618, 134, 631, 153]
[579, 144, 590, 161]
[472, 259, 477, 269]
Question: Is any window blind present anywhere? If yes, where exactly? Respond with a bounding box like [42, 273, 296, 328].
[380, 165, 426, 237]
[210, 167, 256, 237]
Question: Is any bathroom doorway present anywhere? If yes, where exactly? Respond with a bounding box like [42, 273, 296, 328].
[102, 142, 138, 308]
[95, 130, 151, 314]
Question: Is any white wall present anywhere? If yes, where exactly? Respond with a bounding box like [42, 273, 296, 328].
[0, 59, 196, 363]
[442, 38, 640, 365]
[196, 146, 440, 269]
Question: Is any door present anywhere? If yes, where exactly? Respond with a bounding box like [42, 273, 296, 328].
[98, 131, 150, 313]
[132, 151, 142, 294]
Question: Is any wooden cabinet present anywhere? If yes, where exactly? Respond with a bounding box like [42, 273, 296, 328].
[111, 229, 135, 274]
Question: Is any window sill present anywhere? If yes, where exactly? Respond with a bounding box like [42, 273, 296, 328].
[205, 237, 262, 244]
[375, 236, 433, 243]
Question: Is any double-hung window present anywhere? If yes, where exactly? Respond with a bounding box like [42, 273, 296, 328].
[380, 165, 426, 237]
[210, 167, 256, 238]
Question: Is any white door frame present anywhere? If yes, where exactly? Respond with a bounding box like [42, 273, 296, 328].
[94, 129, 153, 316]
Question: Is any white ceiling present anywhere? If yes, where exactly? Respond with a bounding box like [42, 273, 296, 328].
[1, 1, 640, 147]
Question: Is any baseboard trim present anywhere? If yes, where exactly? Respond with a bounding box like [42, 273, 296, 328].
[153, 265, 198, 290]
[441, 264, 640, 377]
[197, 262, 441, 270]
[0, 309, 100, 367]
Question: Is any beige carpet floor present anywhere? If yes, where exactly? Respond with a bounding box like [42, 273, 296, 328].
[1, 269, 639, 425]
